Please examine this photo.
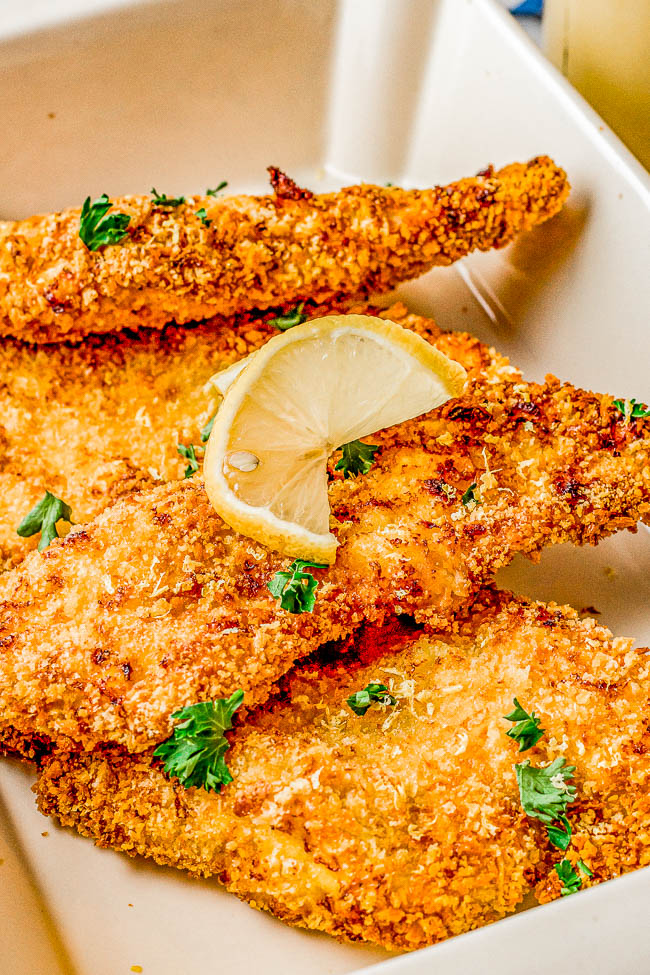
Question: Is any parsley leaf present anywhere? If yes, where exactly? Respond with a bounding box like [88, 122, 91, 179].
[504, 697, 545, 751]
[206, 182, 228, 196]
[196, 207, 212, 227]
[347, 682, 396, 716]
[267, 559, 327, 613]
[515, 757, 576, 826]
[555, 859, 581, 895]
[335, 440, 379, 479]
[613, 398, 650, 422]
[461, 483, 481, 507]
[555, 858, 592, 896]
[150, 188, 186, 207]
[17, 491, 73, 551]
[200, 414, 216, 443]
[177, 443, 200, 478]
[546, 815, 573, 851]
[267, 302, 307, 331]
[153, 690, 244, 793]
[79, 193, 130, 250]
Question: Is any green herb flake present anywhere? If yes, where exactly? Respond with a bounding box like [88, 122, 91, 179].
[515, 757, 576, 826]
[347, 682, 397, 716]
[613, 398, 650, 423]
[79, 193, 130, 250]
[461, 482, 481, 507]
[206, 181, 228, 196]
[177, 443, 200, 478]
[153, 690, 244, 793]
[503, 697, 545, 752]
[554, 859, 581, 896]
[150, 188, 186, 208]
[17, 491, 74, 551]
[335, 440, 380, 479]
[200, 415, 216, 443]
[267, 559, 327, 613]
[554, 858, 592, 896]
[267, 302, 307, 331]
[196, 207, 212, 227]
[546, 815, 573, 852]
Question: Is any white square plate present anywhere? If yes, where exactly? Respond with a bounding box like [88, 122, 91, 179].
[1, 1, 649, 972]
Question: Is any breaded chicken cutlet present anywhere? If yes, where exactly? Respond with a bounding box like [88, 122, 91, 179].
[0, 157, 568, 343]
[34, 589, 650, 951]
[1, 370, 648, 754]
[0, 301, 494, 569]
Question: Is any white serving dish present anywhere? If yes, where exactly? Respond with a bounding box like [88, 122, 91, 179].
[0, 1, 649, 972]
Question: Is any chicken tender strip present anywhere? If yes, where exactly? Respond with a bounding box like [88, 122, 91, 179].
[0, 301, 494, 570]
[1, 374, 648, 753]
[34, 591, 650, 951]
[0, 157, 568, 343]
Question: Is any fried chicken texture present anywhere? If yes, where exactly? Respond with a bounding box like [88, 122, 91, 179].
[0, 301, 481, 571]
[0, 367, 648, 754]
[0, 157, 568, 342]
[34, 590, 650, 951]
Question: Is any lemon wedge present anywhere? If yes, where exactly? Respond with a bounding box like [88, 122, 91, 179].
[203, 315, 467, 563]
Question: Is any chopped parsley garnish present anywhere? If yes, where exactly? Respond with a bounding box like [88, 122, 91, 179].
[504, 698, 545, 752]
[267, 302, 307, 331]
[335, 440, 379, 479]
[461, 483, 481, 507]
[177, 443, 200, 478]
[555, 858, 593, 896]
[515, 757, 576, 826]
[267, 559, 327, 613]
[505, 702, 585, 880]
[79, 193, 130, 250]
[613, 398, 650, 422]
[17, 491, 73, 551]
[196, 207, 212, 227]
[546, 816, 573, 852]
[200, 414, 216, 443]
[150, 188, 186, 207]
[347, 682, 396, 716]
[206, 181, 228, 196]
[153, 690, 244, 793]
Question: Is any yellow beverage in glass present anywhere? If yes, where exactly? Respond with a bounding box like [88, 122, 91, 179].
[544, 0, 650, 169]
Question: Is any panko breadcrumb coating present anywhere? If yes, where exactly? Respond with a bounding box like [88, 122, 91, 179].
[0, 370, 648, 754]
[0, 301, 491, 570]
[0, 158, 568, 343]
[34, 590, 650, 951]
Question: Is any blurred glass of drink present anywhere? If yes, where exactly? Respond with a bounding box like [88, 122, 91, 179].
[544, 0, 650, 169]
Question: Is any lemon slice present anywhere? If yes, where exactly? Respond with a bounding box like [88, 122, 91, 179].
[203, 315, 467, 563]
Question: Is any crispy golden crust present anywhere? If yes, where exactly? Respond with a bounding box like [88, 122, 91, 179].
[0, 300, 493, 571]
[35, 590, 650, 951]
[0, 367, 648, 753]
[0, 158, 568, 343]
[535, 790, 650, 905]
[0, 725, 50, 762]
